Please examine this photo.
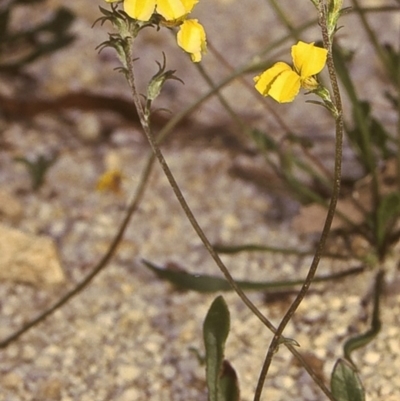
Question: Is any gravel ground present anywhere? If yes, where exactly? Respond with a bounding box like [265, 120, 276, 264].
[1, 0, 400, 400]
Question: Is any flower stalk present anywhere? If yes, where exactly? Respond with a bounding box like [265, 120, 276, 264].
[253, 1, 344, 400]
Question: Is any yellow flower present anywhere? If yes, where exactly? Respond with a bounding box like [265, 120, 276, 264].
[104, 0, 206, 62]
[118, 0, 198, 21]
[177, 19, 207, 62]
[124, 0, 156, 21]
[254, 41, 328, 103]
[157, 0, 197, 20]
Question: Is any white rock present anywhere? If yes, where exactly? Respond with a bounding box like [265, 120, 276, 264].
[0, 224, 65, 286]
[364, 351, 381, 364]
[119, 388, 140, 401]
[75, 112, 101, 142]
[162, 364, 176, 380]
[118, 365, 141, 381]
[22, 344, 37, 361]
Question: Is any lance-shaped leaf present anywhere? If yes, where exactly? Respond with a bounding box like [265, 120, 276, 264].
[142, 259, 364, 293]
[218, 360, 240, 401]
[331, 359, 365, 401]
[203, 296, 239, 401]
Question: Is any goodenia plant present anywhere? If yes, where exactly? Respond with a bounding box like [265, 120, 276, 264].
[0, 0, 372, 400]
[95, 0, 353, 400]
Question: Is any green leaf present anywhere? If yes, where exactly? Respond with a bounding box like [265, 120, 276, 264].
[343, 271, 383, 367]
[141, 259, 364, 293]
[249, 128, 277, 152]
[14, 153, 58, 190]
[376, 192, 400, 247]
[218, 360, 240, 401]
[382, 43, 400, 85]
[203, 296, 230, 401]
[331, 359, 365, 401]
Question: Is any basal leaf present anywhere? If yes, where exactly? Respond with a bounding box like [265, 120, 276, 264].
[203, 296, 230, 401]
[218, 360, 240, 401]
[331, 359, 365, 401]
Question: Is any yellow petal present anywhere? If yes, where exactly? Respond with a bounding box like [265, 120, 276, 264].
[181, 0, 198, 13]
[156, 0, 187, 20]
[124, 0, 155, 21]
[177, 19, 207, 62]
[254, 62, 292, 97]
[268, 70, 301, 103]
[291, 41, 327, 78]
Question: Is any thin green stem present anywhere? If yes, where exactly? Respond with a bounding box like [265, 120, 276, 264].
[254, 2, 343, 400]
[122, 39, 278, 332]
[396, 27, 400, 191]
[123, 38, 337, 399]
[0, 37, 266, 349]
[0, 0, 393, 353]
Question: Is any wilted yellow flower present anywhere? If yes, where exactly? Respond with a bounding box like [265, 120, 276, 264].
[254, 41, 328, 103]
[96, 169, 124, 194]
[177, 19, 207, 62]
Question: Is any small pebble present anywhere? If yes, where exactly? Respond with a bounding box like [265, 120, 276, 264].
[364, 351, 381, 364]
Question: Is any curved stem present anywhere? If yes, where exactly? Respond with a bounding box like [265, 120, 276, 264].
[254, 2, 344, 400]
[122, 40, 277, 332]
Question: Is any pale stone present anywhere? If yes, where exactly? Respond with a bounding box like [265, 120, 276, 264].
[36, 354, 54, 369]
[118, 365, 141, 381]
[0, 190, 23, 221]
[76, 112, 101, 142]
[119, 388, 140, 401]
[21, 344, 37, 361]
[364, 351, 381, 364]
[162, 364, 176, 380]
[1, 372, 23, 390]
[263, 387, 284, 400]
[38, 378, 63, 400]
[388, 338, 400, 353]
[0, 224, 65, 286]
[276, 375, 295, 389]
